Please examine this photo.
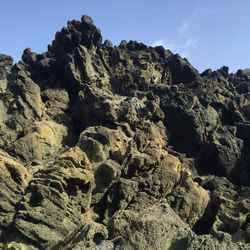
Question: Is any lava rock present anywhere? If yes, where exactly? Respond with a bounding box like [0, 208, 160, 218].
[0, 15, 250, 250]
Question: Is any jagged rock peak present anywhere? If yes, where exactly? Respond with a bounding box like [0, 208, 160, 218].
[0, 54, 13, 68]
[50, 15, 102, 55]
[0, 14, 250, 250]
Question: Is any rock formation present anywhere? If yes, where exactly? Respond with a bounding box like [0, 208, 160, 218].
[0, 15, 250, 249]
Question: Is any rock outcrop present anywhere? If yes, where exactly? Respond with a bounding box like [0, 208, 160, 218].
[0, 16, 250, 249]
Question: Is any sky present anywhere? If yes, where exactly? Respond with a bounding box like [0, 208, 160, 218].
[1, 1, 250, 73]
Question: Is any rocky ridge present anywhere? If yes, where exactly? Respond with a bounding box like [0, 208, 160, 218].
[0, 15, 250, 249]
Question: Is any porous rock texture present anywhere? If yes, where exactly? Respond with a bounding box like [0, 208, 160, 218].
[0, 16, 250, 249]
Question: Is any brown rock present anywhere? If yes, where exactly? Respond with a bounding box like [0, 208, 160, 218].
[1, 14, 250, 250]
[13, 121, 68, 161]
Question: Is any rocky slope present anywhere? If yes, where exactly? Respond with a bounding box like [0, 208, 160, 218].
[0, 15, 250, 249]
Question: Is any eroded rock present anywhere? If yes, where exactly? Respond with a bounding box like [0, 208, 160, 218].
[0, 14, 250, 250]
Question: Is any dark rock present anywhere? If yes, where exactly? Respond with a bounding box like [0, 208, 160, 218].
[0, 54, 13, 68]
[0, 14, 250, 249]
[22, 48, 37, 65]
[201, 68, 212, 77]
[168, 54, 201, 84]
[103, 39, 113, 47]
[125, 40, 147, 51]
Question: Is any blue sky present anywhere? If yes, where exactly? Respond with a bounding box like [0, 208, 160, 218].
[1, 1, 250, 73]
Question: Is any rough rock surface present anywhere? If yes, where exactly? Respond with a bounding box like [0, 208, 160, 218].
[0, 16, 250, 249]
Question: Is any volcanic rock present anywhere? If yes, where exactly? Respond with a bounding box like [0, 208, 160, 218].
[0, 15, 250, 249]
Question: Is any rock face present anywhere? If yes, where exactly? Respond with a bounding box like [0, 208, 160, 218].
[0, 16, 250, 249]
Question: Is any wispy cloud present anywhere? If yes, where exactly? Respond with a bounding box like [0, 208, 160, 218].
[152, 20, 198, 59]
[152, 39, 177, 51]
[192, 5, 215, 17]
[151, 2, 215, 60]
[178, 21, 190, 38]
